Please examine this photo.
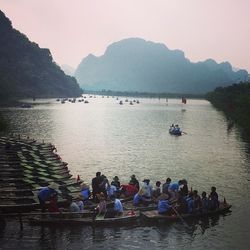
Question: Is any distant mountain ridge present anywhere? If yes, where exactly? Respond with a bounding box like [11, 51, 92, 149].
[75, 38, 248, 94]
[0, 10, 82, 102]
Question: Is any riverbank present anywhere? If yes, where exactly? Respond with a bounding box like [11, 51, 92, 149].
[206, 82, 250, 136]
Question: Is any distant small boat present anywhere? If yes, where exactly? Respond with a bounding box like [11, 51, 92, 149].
[20, 104, 32, 108]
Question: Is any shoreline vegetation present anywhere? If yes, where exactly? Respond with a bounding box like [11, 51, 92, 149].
[83, 89, 205, 99]
[206, 82, 250, 136]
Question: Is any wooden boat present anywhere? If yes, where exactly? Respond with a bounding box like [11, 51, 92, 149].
[169, 128, 182, 136]
[28, 210, 140, 226]
[141, 202, 232, 222]
[123, 200, 157, 211]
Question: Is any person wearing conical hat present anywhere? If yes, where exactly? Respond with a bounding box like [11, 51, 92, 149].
[38, 182, 61, 213]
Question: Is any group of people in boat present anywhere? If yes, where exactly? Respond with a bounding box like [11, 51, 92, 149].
[37, 173, 220, 218]
[169, 124, 182, 135]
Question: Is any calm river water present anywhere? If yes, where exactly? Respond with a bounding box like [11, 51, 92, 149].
[0, 97, 250, 249]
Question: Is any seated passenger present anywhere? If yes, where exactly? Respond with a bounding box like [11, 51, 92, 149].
[168, 180, 183, 200]
[157, 194, 172, 215]
[193, 190, 202, 213]
[106, 195, 124, 217]
[80, 183, 91, 201]
[112, 176, 121, 189]
[48, 194, 59, 213]
[121, 184, 138, 197]
[162, 178, 171, 194]
[153, 181, 161, 199]
[179, 179, 189, 197]
[107, 181, 117, 198]
[186, 192, 194, 214]
[141, 179, 153, 201]
[133, 190, 144, 206]
[201, 191, 209, 213]
[96, 192, 107, 216]
[176, 192, 188, 214]
[209, 186, 219, 210]
[129, 174, 140, 190]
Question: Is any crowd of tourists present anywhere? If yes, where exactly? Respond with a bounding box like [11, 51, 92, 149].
[37, 173, 220, 217]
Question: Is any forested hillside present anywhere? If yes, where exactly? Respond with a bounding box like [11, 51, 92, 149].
[0, 10, 82, 103]
[206, 82, 250, 135]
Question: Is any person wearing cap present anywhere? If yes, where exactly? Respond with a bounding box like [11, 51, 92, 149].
[38, 182, 61, 212]
[129, 175, 140, 190]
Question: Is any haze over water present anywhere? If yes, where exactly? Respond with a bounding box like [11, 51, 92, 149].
[1, 97, 250, 249]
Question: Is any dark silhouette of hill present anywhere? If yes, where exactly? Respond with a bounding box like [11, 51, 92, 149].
[75, 38, 248, 94]
[0, 10, 82, 103]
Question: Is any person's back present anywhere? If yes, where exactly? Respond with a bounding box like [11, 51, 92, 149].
[70, 201, 80, 213]
[162, 178, 171, 194]
[209, 186, 219, 210]
[80, 184, 91, 201]
[186, 194, 194, 214]
[121, 184, 138, 197]
[153, 181, 161, 198]
[158, 199, 171, 214]
[129, 175, 140, 190]
[107, 183, 117, 198]
[114, 198, 123, 214]
[92, 172, 101, 200]
[193, 190, 202, 211]
[38, 187, 52, 202]
[201, 191, 209, 212]
[133, 192, 143, 206]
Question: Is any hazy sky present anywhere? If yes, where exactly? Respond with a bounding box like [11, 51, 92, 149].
[1, 0, 250, 71]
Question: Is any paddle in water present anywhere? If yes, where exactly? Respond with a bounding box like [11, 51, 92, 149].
[171, 206, 192, 230]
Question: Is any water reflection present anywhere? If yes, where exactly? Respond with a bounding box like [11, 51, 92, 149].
[0, 98, 250, 249]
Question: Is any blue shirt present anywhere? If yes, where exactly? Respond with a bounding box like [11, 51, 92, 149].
[186, 197, 194, 213]
[133, 193, 143, 206]
[114, 199, 123, 212]
[158, 199, 171, 213]
[38, 187, 56, 202]
[169, 182, 179, 191]
[81, 188, 90, 200]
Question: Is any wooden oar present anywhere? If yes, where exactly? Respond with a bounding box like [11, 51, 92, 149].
[171, 206, 191, 230]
